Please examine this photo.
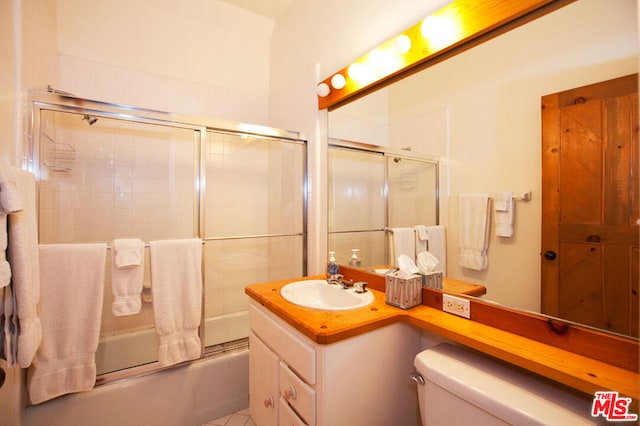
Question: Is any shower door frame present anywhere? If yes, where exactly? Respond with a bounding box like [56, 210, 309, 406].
[26, 91, 308, 382]
[328, 138, 439, 266]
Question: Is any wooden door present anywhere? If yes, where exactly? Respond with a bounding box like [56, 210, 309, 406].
[541, 74, 639, 337]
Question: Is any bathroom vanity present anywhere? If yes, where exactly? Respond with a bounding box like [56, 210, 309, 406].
[246, 272, 639, 425]
[249, 300, 421, 425]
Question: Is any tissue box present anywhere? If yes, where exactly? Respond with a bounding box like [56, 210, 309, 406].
[385, 272, 422, 309]
[421, 271, 443, 290]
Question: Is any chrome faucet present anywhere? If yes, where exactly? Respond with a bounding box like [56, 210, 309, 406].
[326, 274, 353, 289]
[327, 274, 367, 292]
[354, 281, 368, 293]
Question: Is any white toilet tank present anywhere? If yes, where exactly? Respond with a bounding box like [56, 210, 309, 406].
[414, 344, 600, 425]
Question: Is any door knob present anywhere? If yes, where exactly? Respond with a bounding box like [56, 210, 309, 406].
[544, 250, 557, 260]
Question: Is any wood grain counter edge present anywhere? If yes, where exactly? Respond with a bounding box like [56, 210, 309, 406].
[245, 277, 639, 401]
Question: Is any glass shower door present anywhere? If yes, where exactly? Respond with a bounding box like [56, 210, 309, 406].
[203, 131, 305, 349]
[328, 147, 386, 267]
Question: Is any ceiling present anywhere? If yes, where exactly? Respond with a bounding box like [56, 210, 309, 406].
[219, 0, 295, 20]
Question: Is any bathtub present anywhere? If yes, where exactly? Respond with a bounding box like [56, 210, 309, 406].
[24, 313, 250, 426]
[95, 311, 249, 375]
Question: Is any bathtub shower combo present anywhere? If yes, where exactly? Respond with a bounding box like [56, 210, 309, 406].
[23, 92, 306, 425]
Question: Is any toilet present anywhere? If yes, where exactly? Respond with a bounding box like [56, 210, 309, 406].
[413, 344, 598, 425]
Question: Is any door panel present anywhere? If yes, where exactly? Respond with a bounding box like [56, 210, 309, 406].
[541, 74, 639, 337]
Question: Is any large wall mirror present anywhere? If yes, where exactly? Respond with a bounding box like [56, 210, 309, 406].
[327, 0, 639, 339]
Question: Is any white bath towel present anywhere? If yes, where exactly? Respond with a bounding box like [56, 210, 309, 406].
[458, 194, 491, 271]
[389, 228, 416, 266]
[414, 225, 428, 254]
[6, 169, 42, 367]
[149, 239, 202, 367]
[111, 239, 145, 316]
[0, 166, 24, 289]
[426, 225, 447, 274]
[494, 192, 514, 237]
[28, 243, 106, 405]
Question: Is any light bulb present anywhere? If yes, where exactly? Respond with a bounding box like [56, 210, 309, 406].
[331, 73, 346, 90]
[393, 35, 411, 54]
[316, 83, 330, 97]
[348, 62, 363, 81]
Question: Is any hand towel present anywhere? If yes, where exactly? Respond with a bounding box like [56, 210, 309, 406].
[28, 243, 106, 405]
[458, 193, 491, 271]
[0, 166, 25, 289]
[426, 225, 447, 274]
[149, 239, 202, 367]
[6, 169, 42, 367]
[494, 192, 514, 237]
[414, 225, 428, 254]
[389, 228, 416, 266]
[113, 238, 143, 268]
[111, 239, 145, 316]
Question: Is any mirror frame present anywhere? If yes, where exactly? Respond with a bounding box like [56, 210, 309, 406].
[318, 0, 639, 376]
[317, 0, 575, 111]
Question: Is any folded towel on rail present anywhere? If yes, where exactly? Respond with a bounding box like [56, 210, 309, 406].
[111, 239, 145, 316]
[113, 238, 143, 268]
[389, 227, 416, 266]
[28, 243, 106, 405]
[6, 169, 42, 367]
[0, 166, 25, 289]
[458, 193, 491, 271]
[494, 191, 514, 237]
[414, 225, 428, 254]
[149, 239, 202, 367]
[426, 225, 447, 274]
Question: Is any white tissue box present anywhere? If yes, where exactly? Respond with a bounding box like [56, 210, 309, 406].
[421, 271, 443, 290]
[385, 272, 422, 309]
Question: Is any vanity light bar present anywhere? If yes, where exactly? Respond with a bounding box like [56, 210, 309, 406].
[317, 0, 574, 110]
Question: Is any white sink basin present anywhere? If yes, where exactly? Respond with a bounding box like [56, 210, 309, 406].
[280, 279, 374, 311]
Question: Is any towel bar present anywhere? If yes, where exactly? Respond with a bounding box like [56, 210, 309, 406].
[490, 191, 532, 201]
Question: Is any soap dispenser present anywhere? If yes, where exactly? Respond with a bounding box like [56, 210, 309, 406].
[349, 249, 361, 267]
[327, 251, 339, 276]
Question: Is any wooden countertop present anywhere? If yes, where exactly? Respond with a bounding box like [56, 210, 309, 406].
[245, 275, 640, 402]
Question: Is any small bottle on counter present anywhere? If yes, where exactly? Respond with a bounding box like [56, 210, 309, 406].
[327, 251, 339, 276]
[349, 249, 361, 267]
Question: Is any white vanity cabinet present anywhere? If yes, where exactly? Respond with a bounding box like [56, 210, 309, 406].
[249, 300, 421, 426]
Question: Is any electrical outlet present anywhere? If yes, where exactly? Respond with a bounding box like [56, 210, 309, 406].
[442, 294, 471, 319]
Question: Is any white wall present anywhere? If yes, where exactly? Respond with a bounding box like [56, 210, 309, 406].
[55, 0, 273, 124]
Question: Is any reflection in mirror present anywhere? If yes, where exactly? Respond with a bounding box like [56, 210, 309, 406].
[327, 0, 639, 339]
[328, 140, 438, 268]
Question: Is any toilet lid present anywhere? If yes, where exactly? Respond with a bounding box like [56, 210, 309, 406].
[414, 344, 595, 425]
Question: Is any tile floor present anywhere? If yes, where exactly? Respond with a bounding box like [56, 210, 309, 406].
[202, 407, 255, 426]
